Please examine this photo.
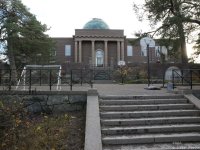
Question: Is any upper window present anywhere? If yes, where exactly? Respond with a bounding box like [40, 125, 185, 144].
[65, 45, 71, 56]
[127, 46, 133, 56]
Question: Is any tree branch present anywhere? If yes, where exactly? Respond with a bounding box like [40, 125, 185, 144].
[143, 23, 171, 37]
[181, 1, 200, 7]
[169, 0, 176, 15]
[183, 18, 200, 26]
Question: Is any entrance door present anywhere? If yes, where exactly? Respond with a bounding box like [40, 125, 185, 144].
[96, 50, 104, 67]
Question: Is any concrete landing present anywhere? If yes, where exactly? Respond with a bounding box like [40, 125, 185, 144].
[93, 84, 176, 96]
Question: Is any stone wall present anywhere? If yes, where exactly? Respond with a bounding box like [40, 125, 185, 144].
[0, 91, 87, 114]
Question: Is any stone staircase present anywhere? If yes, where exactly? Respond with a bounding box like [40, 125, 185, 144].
[99, 95, 200, 149]
[94, 70, 111, 80]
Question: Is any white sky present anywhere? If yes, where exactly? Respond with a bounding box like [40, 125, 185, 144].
[21, 0, 148, 38]
[21, 0, 199, 62]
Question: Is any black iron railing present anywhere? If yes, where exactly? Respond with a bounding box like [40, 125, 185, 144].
[70, 69, 93, 90]
[0, 68, 94, 92]
[172, 69, 200, 89]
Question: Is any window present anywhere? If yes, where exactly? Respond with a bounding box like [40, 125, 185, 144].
[65, 45, 71, 56]
[155, 46, 161, 57]
[141, 46, 147, 56]
[127, 46, 133, 56]
[155, 46, 168, 58]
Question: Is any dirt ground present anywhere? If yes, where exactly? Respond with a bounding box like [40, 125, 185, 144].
[65, 110, 86, 150]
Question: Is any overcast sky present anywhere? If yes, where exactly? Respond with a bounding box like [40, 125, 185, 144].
[21, 0, 199, 61]
[21, 0, 148, 38]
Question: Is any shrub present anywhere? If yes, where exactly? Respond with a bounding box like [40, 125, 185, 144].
[0, 99, 73, 150]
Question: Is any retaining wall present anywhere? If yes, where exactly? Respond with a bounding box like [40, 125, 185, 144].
[0, 91, 87, 114]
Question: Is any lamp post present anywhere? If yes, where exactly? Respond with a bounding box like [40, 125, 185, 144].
[147, 44, 150, 86]
[140, 37, 155, 87]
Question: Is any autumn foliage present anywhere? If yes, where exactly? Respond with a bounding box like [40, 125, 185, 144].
[0, 99, 84, 150]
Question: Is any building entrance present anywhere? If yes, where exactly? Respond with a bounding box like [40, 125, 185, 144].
[96, 50, 104, 67]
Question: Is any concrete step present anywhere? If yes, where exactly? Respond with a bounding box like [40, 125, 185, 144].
[100, 110, 200, 119]
[100, 95, 184, 100]
[93, 80, 113, 84]
[102, 124, 200, 135]
[94, 71, 110, 80]
[100, 103, 195, 111]
[102, 132, 200, 145]
[101, 116, 200, 126]
[100, 99, 188, 105]
[103, 142, 200, 150]
[100, 94, 200, 148]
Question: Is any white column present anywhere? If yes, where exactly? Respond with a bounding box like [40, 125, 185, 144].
[92, 40, 95, 66]
[104, 40, 108, 67]
[79, 40, 82, 63]
[117, 41, 121, 62]
[121, 41, 124, 61]
[75, 41, 78, 63]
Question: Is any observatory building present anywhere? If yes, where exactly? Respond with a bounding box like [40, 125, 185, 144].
[52, 18, 175, 70]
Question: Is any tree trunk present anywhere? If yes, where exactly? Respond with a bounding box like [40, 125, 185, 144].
[172, 0, 188, 64]
[178, 22, 188, 64]
[7, 38, 18, 84]
[180, 38, 188, 64]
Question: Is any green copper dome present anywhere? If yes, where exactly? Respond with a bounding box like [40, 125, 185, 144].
[83, 18, 109, 29]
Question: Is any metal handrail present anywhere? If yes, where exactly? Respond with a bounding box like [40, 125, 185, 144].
[172, 69, 200, 89]
[70, 69, 93, 91]
[0, 68, 94, 92]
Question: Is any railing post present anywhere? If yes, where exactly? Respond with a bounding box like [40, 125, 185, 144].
[93, 67, 95, 80]
[29, 69, 32, 93]
[81, 69, 83, 86]
[0, 69, 1, 86]
[199, 70, 200, 80]
[181, 70, 184, 85]
[9, 69, 11, 91]
[147, 44, 151, 87]
[40, 69, 42, 86]
[8, 69, 11, 91]
[70, 70, 73, 91]
[90, 69, 93, 88]
[108, 68, 111, 80]
[172, 69, 175, 89]
[190, 70, 193, 89]
[162, 67, 165, 88]
[49, 69, 52, 91]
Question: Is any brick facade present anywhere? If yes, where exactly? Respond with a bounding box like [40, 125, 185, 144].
[52, 29, 180, 70]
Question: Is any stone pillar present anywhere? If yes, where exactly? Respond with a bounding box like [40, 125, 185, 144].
[91, 40, 95, 66]
[75, 41, 78, 63]
[79, 40, 82, 63]
[121, 41, 124, 61]
[117, 41, 121, 62]
[104, 40, 108, 67]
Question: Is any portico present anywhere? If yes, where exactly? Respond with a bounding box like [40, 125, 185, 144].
[74, 35, 125, 67]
